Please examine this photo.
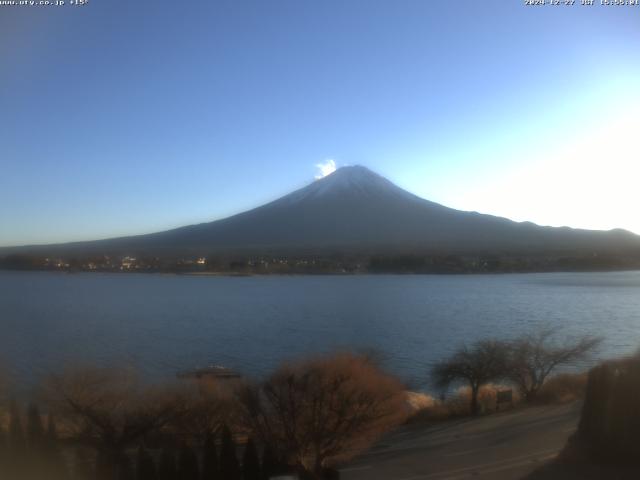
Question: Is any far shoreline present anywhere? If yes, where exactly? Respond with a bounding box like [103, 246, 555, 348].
[2, 267, 640, 277]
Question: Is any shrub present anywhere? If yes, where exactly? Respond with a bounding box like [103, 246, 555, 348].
[407, 384, 520, 424]
[535, 373, 588, 404]
[45, 367, 187, 475]
[239, 352, 405, 477]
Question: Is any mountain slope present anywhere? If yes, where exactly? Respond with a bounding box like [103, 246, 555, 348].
[4, 166, 640, 256]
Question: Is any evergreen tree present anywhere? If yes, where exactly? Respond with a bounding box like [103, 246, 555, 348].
[45, 413, 58, 448]
[201, 432, 219, 480]
[26, 403, 45, 450]
[260, 445, 278, 480]
[96, 448, 121, 480]
[177, 444, 199, 480]
[8, 400, 25, 454]
[7, 400, 26, 477]
[242, 438, 261, 480]
[321, 467, 340, 480]
[0, 421, 7, 478]
[157, 447, 177, 480]
[118, 453, 134, 480]
[95, 448, 110, 480]
[73, 447, 94, 480]
[137, 446, 157, 480]
[43, 413, 67, 480]
[219, 425, 240, 480]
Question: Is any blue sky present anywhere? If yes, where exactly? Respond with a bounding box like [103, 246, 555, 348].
[2, 0, 639, 246]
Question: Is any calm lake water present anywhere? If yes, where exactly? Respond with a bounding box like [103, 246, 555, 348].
[1, 270, 640, 390]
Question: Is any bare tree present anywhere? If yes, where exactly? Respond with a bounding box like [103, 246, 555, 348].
[167, 378, 238, 444]
[506, 328, 601, 402]
[45, 367, 187, 477]
[239, 352, 405, 478]
[431, 340, 509, 415]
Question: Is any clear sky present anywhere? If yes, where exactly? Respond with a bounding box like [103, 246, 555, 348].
[2, 0, 640, 246]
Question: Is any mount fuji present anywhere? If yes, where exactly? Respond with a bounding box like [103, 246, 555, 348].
[4, 166, 640, 256]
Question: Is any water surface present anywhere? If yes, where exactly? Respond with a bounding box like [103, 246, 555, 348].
[1, 270, 639, 389]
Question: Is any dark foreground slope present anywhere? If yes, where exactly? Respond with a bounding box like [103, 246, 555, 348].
[3, 166, 639, 258]
[342, 402, 582, 480]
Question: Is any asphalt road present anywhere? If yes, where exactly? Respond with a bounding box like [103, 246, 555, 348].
[341, 402, 582, 480]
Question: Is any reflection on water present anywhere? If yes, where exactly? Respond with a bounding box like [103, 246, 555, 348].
[1, 270, 639, 389]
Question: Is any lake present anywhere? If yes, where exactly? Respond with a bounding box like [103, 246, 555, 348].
[1, 270, 640, 390]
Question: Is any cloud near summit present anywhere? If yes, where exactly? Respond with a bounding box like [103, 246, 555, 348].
[315, 159, 337, 179]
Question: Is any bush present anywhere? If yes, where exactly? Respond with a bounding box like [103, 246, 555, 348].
[407, 384, 520, 424]
[535, 373, 587, 404]
[239, 352, 406, 476]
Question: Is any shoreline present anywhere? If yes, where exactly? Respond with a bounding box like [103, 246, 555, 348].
[2, 267, 640, 277]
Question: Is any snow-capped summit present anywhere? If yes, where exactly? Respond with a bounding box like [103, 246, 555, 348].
[281, 165, 420, 205]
